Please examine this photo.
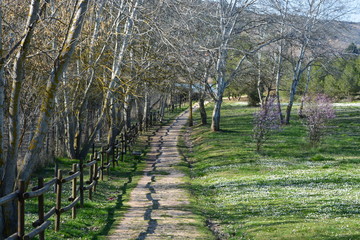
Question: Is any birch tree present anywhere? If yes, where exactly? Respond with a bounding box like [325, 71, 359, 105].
[281, 0, 347, 124]
[208, 0, 260, 131]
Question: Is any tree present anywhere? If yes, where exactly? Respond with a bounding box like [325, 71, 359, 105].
[1, 0, 47, 236]
[207, 0, 260, 131]
[301, 94, 336, 145]
[276, 0, 348, 124]
[17, 0, 91, 183]
[253, 96, 282, 151]
[345, 42, 359, 54]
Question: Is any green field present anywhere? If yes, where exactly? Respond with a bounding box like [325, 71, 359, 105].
[182, 101, 360, 240]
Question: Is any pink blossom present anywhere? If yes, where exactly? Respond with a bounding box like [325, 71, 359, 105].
[301, 94, 336, 145]
[253, 97, 282, 151]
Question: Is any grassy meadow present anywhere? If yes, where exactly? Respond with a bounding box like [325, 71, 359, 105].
[182, 101, 360, 240]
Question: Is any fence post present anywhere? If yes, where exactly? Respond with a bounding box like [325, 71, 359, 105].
[79, 158, 84, 208]
[55, 170, 62, 232]
[54, 161, 58, 193]
[72, 163, 77, 219]
[38, 177, 45, 240]
[18, 180, 25, 239]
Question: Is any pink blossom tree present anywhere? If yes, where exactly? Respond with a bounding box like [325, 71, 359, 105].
[253, 97, 282, 151]
[301, 94, 336, 145]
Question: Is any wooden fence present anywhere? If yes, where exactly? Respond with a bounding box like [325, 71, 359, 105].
[0, 118, 163, 240]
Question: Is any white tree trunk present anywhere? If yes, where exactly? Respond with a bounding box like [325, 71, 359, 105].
[285, 43, 307, 124]
[211, 97, 223, 132]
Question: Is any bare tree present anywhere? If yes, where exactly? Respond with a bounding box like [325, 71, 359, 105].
[0, 0, 47, 236]
[281, 0, 347, 124]
[18, 0, 91, 182]
[207, 0, 274, 131]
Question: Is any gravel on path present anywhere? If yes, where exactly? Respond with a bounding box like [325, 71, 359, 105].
[109, 106, 210, 240]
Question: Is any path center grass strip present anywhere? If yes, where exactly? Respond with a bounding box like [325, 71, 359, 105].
[185, 101, 360, 240]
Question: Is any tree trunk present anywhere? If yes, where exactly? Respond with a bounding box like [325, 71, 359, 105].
[199, 98, 207, 125]
[257, 52, 263, 106]
[143, 84, 150, 129]
[159, 96, 166, 122]
[63, 83, 76, 159]
[211, 98, 223, 131]
[285, 73, 302, 124]
[285, 43, 307, 124]
[0, 2, 4, 236]
[124, 93, 133, 130]
[299, 65, 312, 117]
[188, 82, 193, 127]
[107, 98, 123, 149]
[275, 50, 284, 124]
[135, 97, 143, 131]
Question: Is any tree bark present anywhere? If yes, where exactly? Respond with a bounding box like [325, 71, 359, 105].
[257, 52, 263, 106]
[0, 1, 5, 236]
[199, 98, 207, 125]
[275, 48, 284, 124]
[188, 82, 193, 127]
[135, 97, 143, 131]
[299, 65, 312, 117]
[211, 97, 223, 131]
[285, 43, 307, 124]
[143, 83, 150, 129]
[124, 93, 133, 130]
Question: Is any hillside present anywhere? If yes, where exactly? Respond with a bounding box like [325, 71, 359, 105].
[331, 21, 360, 49]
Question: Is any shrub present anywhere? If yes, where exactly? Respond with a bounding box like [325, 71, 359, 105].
[253, 97, 282, 151]
[301, 94, 336, 145]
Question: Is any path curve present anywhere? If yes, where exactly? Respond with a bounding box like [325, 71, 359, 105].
[109, 106, 208, 239]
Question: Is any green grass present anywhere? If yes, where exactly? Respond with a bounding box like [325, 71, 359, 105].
[183, 101, 360, 240]
[24, 149, 145, 239]
[22, 107, 189, 240]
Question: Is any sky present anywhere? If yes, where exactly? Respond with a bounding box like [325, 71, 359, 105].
[346, 0, 360, 22]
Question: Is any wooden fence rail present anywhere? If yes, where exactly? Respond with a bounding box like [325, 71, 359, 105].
[0, 119, 158, 240]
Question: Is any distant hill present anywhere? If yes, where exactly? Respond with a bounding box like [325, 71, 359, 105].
[330, 21, 360, 50]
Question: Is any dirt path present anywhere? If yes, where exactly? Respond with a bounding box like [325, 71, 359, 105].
[109, 107, 210, 240]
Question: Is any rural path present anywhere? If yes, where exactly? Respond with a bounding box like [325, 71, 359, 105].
[109, 106, 209, 240]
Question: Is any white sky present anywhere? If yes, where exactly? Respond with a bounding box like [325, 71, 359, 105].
[346, 0, 360, 22]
